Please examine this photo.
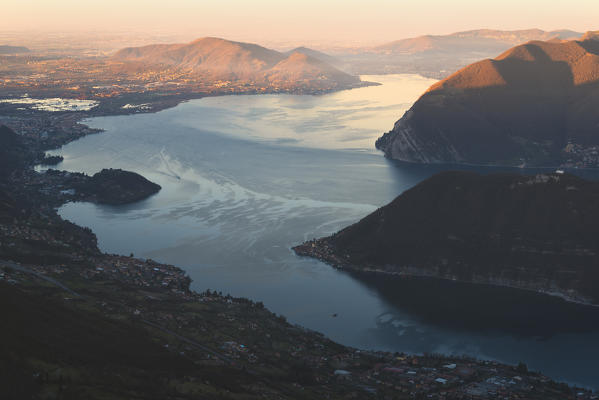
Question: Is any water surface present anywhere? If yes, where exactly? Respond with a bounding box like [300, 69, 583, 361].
[51, 75, 599, 389]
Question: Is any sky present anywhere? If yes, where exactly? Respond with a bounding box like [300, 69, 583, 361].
[4, 0, 599, 46]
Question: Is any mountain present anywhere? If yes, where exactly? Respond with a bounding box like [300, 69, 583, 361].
[336, 29, 582, 79]
[376, 32, 599, 167]
[283, 46, 341, 66]
[112, 37, 360, 89]
[0, 45, 30, 54]
[294, 171, 599, 305]
[74, 168, 161, 205]
[266, 52, 356, 86]
[372, 29, 581, 55]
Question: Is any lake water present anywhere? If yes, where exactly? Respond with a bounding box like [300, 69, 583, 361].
[50, 75, 599, 389]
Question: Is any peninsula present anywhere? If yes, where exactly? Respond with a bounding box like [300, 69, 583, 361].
[294, 171, 599, 306]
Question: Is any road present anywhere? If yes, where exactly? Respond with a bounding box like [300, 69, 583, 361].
[0, 259, 80, 297]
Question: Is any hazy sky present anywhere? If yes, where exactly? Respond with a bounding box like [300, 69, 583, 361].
[4, 0, 598, 45]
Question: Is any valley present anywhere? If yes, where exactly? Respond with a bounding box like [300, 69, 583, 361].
[3, 20, 599, 397]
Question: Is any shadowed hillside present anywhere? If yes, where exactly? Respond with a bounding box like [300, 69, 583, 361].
[376, 33, 599, 167]
[295, 171, 599, 305]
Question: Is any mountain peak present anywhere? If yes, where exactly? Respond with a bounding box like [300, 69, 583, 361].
[376, 36, 599, 167]
[112, 37, 359, 89]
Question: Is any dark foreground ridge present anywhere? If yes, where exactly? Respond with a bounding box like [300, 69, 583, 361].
[294, 171, 599, 306]
[0, 125, 595, 397]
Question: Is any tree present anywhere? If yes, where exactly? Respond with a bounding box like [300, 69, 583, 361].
[516, 362, 528, 374]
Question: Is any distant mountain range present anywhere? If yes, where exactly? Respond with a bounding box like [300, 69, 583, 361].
[0, 45, 30, 54]
[336, 28, 583, 78]
[376, 31, 599, 168]
[371, 29, 581, 55]
[295, 171, 599, 305]
[112, 37, 360, 89]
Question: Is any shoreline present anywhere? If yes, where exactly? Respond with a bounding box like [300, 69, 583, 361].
[2, 84, 599, 394]
[385, 151, 599, 172]
[0, 78, 378, 160]
[293, 239, 599, 309]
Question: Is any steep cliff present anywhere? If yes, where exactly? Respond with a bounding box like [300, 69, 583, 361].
[376, 33, 599, 167]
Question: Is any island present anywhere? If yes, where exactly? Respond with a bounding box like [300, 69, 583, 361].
[75, 168, 161, 205]
[294, 171, 599, 306]
[344, 28, 581, 79]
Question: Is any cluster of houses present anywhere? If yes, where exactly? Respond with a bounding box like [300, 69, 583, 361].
[0, 112, 99, 148]
[329, 355, 598, 399]
[81, 255, 191, 292]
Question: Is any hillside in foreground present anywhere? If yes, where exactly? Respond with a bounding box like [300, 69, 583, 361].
[295, 171, 599, 305]
[376, 32, 599, 167]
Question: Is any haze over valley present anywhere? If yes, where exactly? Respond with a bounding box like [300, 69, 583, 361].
[2, 1, 599, 398]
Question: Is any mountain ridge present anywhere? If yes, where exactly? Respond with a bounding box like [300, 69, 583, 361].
[112, 37, 360, 88]
[294, 171, 599, 305]
[372, 29, 582, 54]
[376, 32, 599, 167]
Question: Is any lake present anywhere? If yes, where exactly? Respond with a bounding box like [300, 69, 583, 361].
[49, 74, 599, 389]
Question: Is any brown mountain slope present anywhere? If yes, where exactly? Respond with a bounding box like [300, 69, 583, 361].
[267, 52, 357, 86]
[376, 33, 599, 167]
[112, 37, 360, 88]
[283, 47, 341, 66]
[113, 37, 283, 80]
